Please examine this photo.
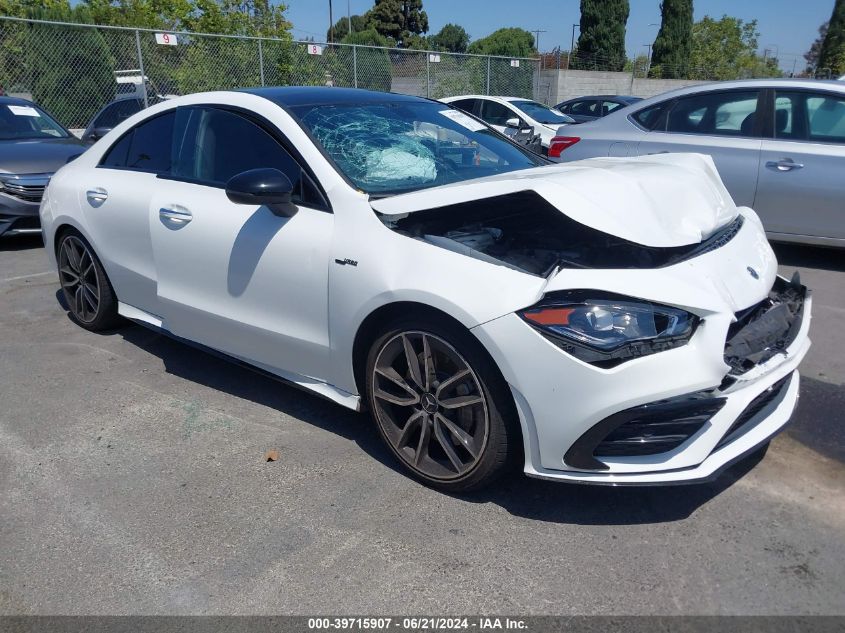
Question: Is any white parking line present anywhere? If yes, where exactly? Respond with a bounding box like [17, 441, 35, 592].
[1, 270, 56, 283]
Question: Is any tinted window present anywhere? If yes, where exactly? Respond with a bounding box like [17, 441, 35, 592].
[101, 132, 132, 168]
[666, 91, 759, 136]
[99, 111, 174, 172]
[774, 90, 845, 144]
[632, 102, 667, 130]
[171, 107, 324, 207]
[172, 107, 299, 186]
[481, 100, 515, 126]
[450, 99, 478, 115]
[93, 99, 142, 129]
[570, 100, 598, 116]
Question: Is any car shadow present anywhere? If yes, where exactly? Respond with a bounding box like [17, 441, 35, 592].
[77, 321, 775, 526]
[785, 375, 845, 464]
[0, 234, 43, 251]
[772, 242, 845, 273]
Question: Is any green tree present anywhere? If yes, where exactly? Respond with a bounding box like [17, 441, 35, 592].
[429, 23, 470, 53]
[467, 27, 535, 57]
[819, 0, 845, 76]
[22, 5, 116, 127]
[333, 29, 392, 92]
[650, 0, 693, 78]
[572, 0, 629, 71]
[366, 0, 428, 47]
[805, 22, 828, 73]
[327, 14, 368, 42]
[690, 15, 782, 80]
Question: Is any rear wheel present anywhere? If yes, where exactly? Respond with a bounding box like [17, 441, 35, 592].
[57, 230, 121, 331]
[365, 317, 520, 492]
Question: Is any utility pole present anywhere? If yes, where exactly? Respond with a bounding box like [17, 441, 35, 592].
[644, 43, 653, 76]
[347, 0, 352, 36]
[568, 23, 579, 69]
[532, 29, 547, 101]
[328, 0, 334, 43]
[531, 28, 548, 55]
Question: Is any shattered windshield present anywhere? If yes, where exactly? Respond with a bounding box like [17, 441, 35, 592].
[291, 101, 545, 195]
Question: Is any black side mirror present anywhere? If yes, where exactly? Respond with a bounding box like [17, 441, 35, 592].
[86, 126, 111, 143]
[225, 168, 297, 217]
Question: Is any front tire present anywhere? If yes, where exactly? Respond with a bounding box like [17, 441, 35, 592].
[57, 230, 121, 331]
[365, 316, 520, 492]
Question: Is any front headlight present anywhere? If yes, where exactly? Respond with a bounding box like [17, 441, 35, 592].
[518, 291, 699, 367]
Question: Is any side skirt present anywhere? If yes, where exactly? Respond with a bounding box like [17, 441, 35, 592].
[117, 301, 362, 412]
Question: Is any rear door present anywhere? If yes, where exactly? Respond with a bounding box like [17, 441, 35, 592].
[78, 110, 175, 315]
[754, 88, 845, 240]
[635, 89, 763, 207]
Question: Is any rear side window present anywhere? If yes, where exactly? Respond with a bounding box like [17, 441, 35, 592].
[449, 99, 478, 115]
[603, 100, 625, 115]
[774, 90, 845, 144]
[665, 91, 759, 137]
[171, 106, 326, 208]
[99, 110, 175, 173]
[632, 102, 668, 130]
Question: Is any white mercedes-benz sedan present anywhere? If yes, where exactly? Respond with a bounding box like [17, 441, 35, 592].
[40, 87, 812, 491]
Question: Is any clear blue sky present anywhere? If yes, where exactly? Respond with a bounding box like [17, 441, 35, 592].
[285, 0, 834, 71]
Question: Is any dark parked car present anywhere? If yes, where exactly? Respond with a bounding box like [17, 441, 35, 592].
[0, 97, 86, 237]
[555, 95, 643, 123]
[81, 96, 151, 143]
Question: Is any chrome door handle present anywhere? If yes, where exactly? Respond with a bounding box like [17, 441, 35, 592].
[159, 206, 193, 225]
[86, 188, 108, 205]
[766, 159, 804, 172]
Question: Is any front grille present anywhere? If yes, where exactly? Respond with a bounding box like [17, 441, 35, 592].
[714, 373, 793, 450]
[2, 181, 46, 202]
[724, 275, 806, 375]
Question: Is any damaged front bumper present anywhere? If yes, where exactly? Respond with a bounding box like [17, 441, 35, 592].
[471, 266, 812, 485]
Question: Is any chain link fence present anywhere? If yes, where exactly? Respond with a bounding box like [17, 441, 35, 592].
[0, 16, 540, 130]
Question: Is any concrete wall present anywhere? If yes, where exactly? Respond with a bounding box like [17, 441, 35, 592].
[536, 69, 707, 105]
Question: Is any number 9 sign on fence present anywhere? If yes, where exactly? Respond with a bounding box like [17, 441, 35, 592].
[155, 33, 177, 46]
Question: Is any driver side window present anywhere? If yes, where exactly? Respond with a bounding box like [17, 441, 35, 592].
[481, 100, 515, 126]
[170, 106, 326, 209]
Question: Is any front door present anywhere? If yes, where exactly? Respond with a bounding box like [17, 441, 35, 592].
[149, 106, 334, 381]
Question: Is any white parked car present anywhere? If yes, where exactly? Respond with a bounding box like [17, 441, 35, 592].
[40, 88, 811, 491]
[441, 95, 574, 152]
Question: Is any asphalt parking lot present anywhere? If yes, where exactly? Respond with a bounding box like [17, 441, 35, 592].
[1, 234, 844, 615]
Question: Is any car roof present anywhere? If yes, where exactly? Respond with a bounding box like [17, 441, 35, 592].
[635, 78, 845, 103]
[241, 86, 430, 107]
[441, 95, 537, 103]
[0, 95, 37, 106]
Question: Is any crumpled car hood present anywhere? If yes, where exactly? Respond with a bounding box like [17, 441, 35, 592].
[371, 153, 738, 248]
